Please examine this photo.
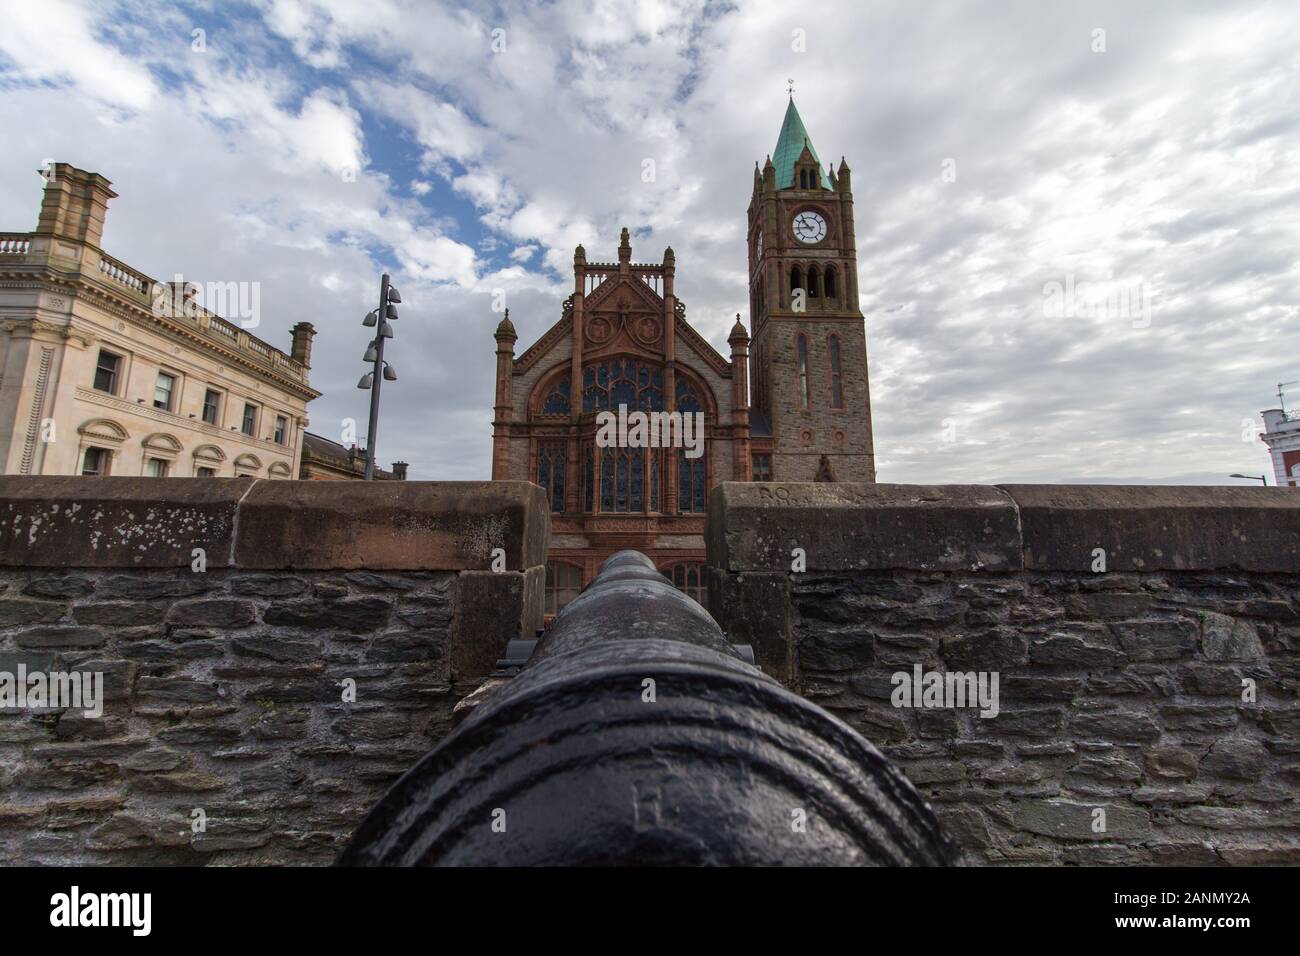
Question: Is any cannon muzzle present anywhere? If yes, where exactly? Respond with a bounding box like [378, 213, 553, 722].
[339, 550, 956, 865]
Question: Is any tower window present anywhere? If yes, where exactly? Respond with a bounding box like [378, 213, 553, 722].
[824, 267, 837, 303]
[796, 334, 810, 410]
[808, 266, 820, 298]
[828, 334, 843, 410]
[790, 266, 802, 297]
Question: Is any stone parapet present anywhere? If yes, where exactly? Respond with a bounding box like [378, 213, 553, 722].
[705, 481, 1300, 865]
[0, 479, 550, 864]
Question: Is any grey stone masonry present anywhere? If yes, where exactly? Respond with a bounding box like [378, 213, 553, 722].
[707, 482, 1300, 865]
[0, 478, 548, 865]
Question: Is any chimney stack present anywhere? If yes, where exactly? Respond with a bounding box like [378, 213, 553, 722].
[290, 321, 316, 367]
[35, 163, 118, 249]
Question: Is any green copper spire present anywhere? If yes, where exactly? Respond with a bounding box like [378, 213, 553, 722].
[771, 96, 830, 189]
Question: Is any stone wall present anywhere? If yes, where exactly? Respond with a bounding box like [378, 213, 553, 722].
[707, 482, 1300, 865]
[0, 477, 547, 865]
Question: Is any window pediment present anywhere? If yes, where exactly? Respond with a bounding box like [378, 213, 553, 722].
[77, 418, 127, 445]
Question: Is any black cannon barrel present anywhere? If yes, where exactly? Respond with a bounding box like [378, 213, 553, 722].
[338, 550, 956, 866]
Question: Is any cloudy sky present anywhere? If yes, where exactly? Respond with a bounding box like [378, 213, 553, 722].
[1, 0, 1296, 484]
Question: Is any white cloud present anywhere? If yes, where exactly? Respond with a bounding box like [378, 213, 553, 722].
[3, 0, 1297, 484]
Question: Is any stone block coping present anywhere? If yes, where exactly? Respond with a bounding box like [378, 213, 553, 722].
[707, 482, 1300, 573]
[0, 477, 549, 571]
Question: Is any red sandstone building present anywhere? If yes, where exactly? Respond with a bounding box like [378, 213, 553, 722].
[492, 98, 876, 616]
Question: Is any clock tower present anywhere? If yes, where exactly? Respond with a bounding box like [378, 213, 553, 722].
[746, 96, 876, 482]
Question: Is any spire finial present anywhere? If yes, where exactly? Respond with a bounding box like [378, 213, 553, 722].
[786, 78, 794, 98]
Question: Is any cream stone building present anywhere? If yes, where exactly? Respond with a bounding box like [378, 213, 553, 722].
[0, 164, 318, 478]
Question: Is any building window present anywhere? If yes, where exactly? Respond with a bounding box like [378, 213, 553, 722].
[808, 266, 820, 299]
[144, 458, 169, 477]
[586, 444, 663, 515]
[153, 371, 177, 411]
[752, 453, 772, 482]
[545, 561, 583, 619]
[241, 403, 258, 437]
[828, 334, 843, 410]
[202, 389, 221, 425]
[537, 443, 566, 513]
[583, 445, 595, 512]
[581, 359, 663, 413]
[675, 377, 705, 415]
[824, 266, 837, 303]
[196, 466, 217, 478]
[542, 376, 571, 415]
[796, 334, 810, 409]
[664, 562, 704, 604]
[598, 446, 645, 513]
[93, 350, 122, 394]
[81, 447, 111, 476]
[678, 456, 705, 513]
[274, 415, 288, 445]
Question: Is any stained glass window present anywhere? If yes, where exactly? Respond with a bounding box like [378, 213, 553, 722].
[582, 360, 663, 413]
[542, 377, 571, 414]
[675, 378, 703, 414]
[679, 456, 706, 513]
[545, 561, 583, 619]
[537, 444, 566, 513]
[599, 446, 644, 513]
[663, 562, 704, 604]
[584, 445, 594, 512]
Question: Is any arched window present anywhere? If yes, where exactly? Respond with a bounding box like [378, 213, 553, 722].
[675, 377, 704, 414]
[796, 334, 810, 410]
[790, 266, 802, 297]
[663, 562, 704, 604]
[828, 334, 843, 410]
[824, 266, 837, 303]
[537, 442, 566, 512]
[541, 376, 570, 415]
[545, 561, 583, 619]
[582, 359, 663, 413]
[808, 266, 820, 299]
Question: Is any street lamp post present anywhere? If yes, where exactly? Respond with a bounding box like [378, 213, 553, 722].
[1229, 473, 1268, 485]
[357, 272, 400, 480]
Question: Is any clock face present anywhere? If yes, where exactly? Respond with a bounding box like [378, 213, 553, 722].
[792, 210, 827, 244]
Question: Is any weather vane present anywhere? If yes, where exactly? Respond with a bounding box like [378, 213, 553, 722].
[787, 78, 795, 96]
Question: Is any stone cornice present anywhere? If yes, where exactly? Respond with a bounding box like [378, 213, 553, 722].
[0, 266, 320, 402]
